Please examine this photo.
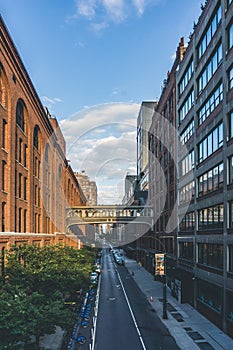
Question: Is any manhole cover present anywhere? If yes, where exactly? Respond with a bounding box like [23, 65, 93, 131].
[184, 327, 193, 331]
[187, 332, 204, 341]
[171, 312, 184, 322]
[197, 342, 215, 350]
[167, 303, 176, 312]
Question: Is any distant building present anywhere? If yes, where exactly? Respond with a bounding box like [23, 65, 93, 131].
[74, 171, 97, 206]
[122, 174, 138, 205]
[148, 37, 186, 267]
[137, 101, 156, 191]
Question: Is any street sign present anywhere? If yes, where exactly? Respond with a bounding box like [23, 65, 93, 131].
[155, 253, 165, 276]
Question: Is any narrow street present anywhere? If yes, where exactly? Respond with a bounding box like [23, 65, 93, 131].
[94, 249, 179, 350]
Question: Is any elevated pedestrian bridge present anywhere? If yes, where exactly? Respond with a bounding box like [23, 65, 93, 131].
[66, 205, 153, 229]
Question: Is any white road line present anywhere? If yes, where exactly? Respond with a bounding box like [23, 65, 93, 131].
[91, 268, 102, 350]
[116, 268, 147, 350]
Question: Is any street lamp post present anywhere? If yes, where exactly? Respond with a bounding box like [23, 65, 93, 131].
[162, 256, 168, 319]
[147, 235, 168, 319]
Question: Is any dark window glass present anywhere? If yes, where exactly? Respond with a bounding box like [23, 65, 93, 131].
[16, 100, 25, 132]
[198, 204, 223, 230]
[2, 202, 6, 232]
[33, 125, 40, 150]
[198, 243, 223, 269]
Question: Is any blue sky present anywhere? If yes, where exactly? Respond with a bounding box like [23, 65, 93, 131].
[0, 0, 202, 204]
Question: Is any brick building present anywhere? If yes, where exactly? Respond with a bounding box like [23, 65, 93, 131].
[74, 170, 97, 206]
[0, 15, 86, 248]
[144, 39, 186, 277]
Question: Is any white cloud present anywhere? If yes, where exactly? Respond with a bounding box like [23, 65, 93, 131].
[73, 0, 162, 32]
[75, 0, 97, 19]
[42, 96, 62, 114]
[132, 0, 145, 16]
[59, 102, 139, 204]
[102, 0, 126, 22]
[91, 21, 109, 33]
[42, 96, 62, 105]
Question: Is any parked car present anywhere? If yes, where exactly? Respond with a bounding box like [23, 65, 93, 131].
[90, 272, 98, 284]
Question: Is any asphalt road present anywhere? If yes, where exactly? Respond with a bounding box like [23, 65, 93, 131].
[94, 249, 180, 350]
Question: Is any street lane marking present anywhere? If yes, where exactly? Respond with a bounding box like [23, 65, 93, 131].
[116, 269, 147, 350]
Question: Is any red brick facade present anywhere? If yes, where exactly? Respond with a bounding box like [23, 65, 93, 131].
[0, 16, 86, 248]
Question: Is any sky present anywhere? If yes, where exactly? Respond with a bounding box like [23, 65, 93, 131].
[0, 0, 202, 204]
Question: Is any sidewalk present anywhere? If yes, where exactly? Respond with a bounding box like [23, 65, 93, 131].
[125, 257, 233, 350]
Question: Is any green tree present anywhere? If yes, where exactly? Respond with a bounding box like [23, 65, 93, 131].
[0, 244, 97, 348]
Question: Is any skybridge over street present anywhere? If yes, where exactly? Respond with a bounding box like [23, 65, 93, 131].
[66, 205, 153, 229]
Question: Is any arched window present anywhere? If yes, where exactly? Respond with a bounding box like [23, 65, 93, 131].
[33, 125, 40, 151]
[16, 99, 25, 132]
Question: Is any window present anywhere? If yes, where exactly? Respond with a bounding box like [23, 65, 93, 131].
[198, 163, 223, 196]
[197, 279, 222, 312]
[179, 211, 195, 231]
[229, 67, 233, 90]
[198, 83, 223, 125]
[229, 156, 233, 183]
[198, 43, 223, 94]
[38, 187, 41, 207]
[198, 123, 223, 163]
[198, 204, 224, 230]
[19, 173, 22, 198]
[38, 214, 40, 233]
[35, 213, 37, 233]
[180, 119, 194, 144]
[179, 89, 194, 123]
[19, 138, 22, 163]
[33, 125, 40, 151]
[179, 242, 194, 261]
[24, 144, 27, 167]
[24, 209, 27, 232]
[35, 185, 37, 206]
[179, 60, 194, 96]
[229, 23, 233, 50]
[18, 208, 22, 233]
[169, 93, 173, 113]
[2, 119, 6, 149]
[229, 245, 233, 272]
[197, 5, 222, 60]
[228, 202, 233, 228]
[198, 243, 223, 269]
[38, 160, 40, 179]
[2, 160, 6, 191]
[179, 150, 195, 176]
[179, 181, 195, 204]
[229, 112, 233, 139]
[16, 99, 25, 132]
[2, 202, 6, 232]
[24, 177, 27, 200]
